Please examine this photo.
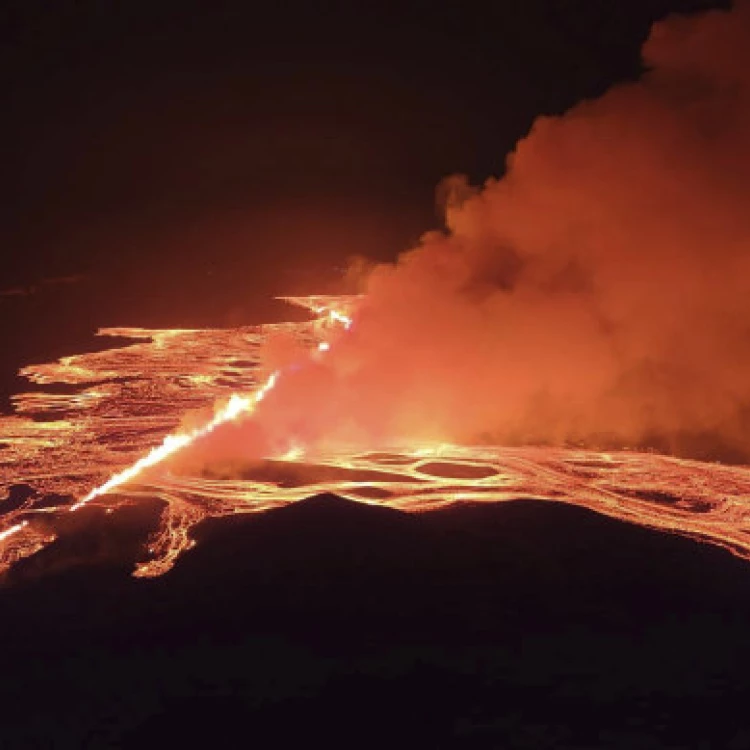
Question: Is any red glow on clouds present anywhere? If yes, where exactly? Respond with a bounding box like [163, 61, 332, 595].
[229, 2, 750, 463]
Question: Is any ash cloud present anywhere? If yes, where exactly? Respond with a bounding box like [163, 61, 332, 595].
[246, 1, 750, 462]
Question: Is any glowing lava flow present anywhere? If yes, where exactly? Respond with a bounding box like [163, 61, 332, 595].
[2, 295, 750, 580]
[317, 308, 353, 330]
[72, 300, 354, 510]
[71, 372, 280, 511]
[0, 521, 27, 543]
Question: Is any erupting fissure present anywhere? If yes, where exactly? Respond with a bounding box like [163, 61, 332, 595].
[4, 1, 750, 579]
[72, 304, 353, 510]
[70, 372, 280, 511]
[0, 521, 27, 543]
[3, 295, 750, 579]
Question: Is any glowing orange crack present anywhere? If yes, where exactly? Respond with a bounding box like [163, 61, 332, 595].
[71, 371, 280, 510]
[0, 520, 28, 542]
[72, 306, 353, 510]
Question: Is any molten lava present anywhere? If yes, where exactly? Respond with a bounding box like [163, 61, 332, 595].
[71, 297, 356, 510]
[71, 373, 279, 510]
[1, 296, 750, 579]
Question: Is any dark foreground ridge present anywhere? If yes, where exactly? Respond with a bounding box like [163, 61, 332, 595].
[2, 493, 750, 748]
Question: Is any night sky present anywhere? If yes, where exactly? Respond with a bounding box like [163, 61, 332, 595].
[1, 0, 727, 333]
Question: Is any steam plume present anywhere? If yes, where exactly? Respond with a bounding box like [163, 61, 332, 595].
[232, 2, 750, 462]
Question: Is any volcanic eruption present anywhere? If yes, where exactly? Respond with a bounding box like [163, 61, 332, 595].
[250, 0, 750, 462]
[2, 1, 750, 580]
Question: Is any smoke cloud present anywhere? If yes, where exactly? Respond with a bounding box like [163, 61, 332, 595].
[222, 1, 750, 463]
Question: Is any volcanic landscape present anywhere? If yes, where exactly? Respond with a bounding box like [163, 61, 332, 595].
[2, 295, 750, 581]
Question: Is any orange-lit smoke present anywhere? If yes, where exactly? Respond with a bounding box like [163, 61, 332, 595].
[226, 1, 750, 464]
